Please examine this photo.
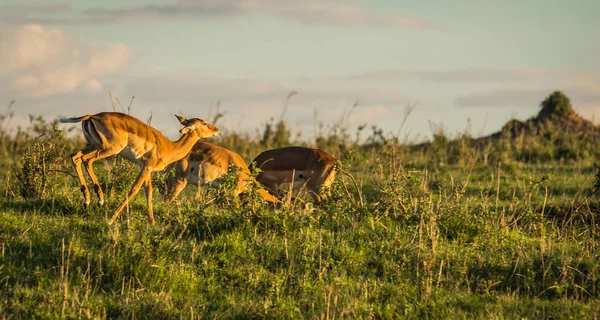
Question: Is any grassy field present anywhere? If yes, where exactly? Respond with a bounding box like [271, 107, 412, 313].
[1, 106, 600, 319]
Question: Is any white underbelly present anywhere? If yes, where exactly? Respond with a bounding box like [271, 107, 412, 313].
[187, 173, 221, 186]
[118, 146, 143, 165]
[278, 180, 306, 191]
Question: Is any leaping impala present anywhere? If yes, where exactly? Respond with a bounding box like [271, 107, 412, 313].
[166, 141, 280, 203]
[251, 146, 337, 203]
[60, 112, 219, 225]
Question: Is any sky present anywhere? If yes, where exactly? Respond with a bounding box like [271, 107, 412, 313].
[0, 0, 599, 142]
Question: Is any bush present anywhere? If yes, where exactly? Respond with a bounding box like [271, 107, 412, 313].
[12, 127, 67, 199]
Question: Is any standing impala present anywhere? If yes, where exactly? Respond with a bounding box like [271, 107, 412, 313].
[251, 146, 337, 203]
[166, 141, 279, 203]
[60, 112, 219, 225]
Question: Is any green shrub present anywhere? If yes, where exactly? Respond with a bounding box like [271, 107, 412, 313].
[12, 126, 67, 199]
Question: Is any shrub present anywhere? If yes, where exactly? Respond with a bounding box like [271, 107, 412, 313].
[12, 126, 68, 199]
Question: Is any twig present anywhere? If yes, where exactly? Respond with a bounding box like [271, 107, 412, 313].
[279, 91, 298, 122]
[50, 169, 79, 181]
[339, 168, 365, 211]
[115, 98, 126, 114]
[109, 91, 116, 112]
[127, 96, 135, 114]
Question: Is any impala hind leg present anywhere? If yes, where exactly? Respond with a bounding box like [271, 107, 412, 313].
[81, 146, 123, 206]
[109, 168, 152, 225]
[70, 150, 92, 209]
[308, 165, 337, 203]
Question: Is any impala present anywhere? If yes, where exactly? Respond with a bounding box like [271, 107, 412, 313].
[166, 141, 279, 203]
[251, 146, 337, 202]
[60, 112, 219, 225]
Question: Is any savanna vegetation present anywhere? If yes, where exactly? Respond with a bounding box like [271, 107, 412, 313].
[1, 91, 599, 319]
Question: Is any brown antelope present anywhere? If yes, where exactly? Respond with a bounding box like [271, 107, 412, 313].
[166, 141, 279, 203]
[251, 146, 337, 202]
[60, 112, 219, 225]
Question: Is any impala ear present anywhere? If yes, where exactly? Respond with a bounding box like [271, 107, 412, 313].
[175, 114, 187, 124]
[179, 124, 196, 134]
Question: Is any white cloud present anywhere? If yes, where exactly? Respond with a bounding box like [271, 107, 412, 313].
[0, 24, 132, 96]
[0, 25, 66, 73]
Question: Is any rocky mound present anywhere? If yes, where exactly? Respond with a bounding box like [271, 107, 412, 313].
[485, 91, 600, 141]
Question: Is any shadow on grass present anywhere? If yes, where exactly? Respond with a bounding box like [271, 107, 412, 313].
[466, 256, 599, 300]
[0, 220, 109, 290]
[540, 202, 600, 226]
[0, 197, 79, 216]
[0, 196, 156, 220]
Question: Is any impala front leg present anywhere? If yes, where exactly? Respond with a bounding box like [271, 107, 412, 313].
[166, 176, 188, 202]
[143, 175, 155, 225]
[109, 168, 152, 225]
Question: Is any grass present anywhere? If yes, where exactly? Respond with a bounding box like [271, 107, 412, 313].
[0, 112, 599, 319]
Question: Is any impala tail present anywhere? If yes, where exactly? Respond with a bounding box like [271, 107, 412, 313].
[60, 115, 92, 123]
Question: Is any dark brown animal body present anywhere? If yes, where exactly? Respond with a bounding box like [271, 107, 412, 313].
[252, 146, 337, 202]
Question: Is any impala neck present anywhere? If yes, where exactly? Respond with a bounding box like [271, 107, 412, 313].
[166, 131, 200, 163]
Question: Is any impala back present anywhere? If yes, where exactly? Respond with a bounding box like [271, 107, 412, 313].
[252, 146, 336, 189]
[185, 141, 249, 185]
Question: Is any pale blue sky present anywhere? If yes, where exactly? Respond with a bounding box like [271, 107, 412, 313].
[0, 0, 598, 141]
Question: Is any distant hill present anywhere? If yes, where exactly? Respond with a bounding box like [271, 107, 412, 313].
[479, 91, 600, 142]
[406, 91, 600, 164]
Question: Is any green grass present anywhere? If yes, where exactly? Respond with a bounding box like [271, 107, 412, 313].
[1, 118, 600, 319]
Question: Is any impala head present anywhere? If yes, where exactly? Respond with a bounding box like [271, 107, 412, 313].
[175, 115, 219, 138]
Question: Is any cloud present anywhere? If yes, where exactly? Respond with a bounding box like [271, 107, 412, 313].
[454, 89, 549, 108]
[319, 104, 391, 126]
[125, 74, 288, 105]
[0, 24, 132, 96]
[0, 3, 79, 25]
[0, 3, 71, 16]
[122, 69, 413, 108]
[338, 68, 600, 84]
[454, 87, 600, 109]
[53, 70, 411, 138]
[0, 1, 433, 28]
[341, 68, 600, 112]
[251, 1, 432, 28]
